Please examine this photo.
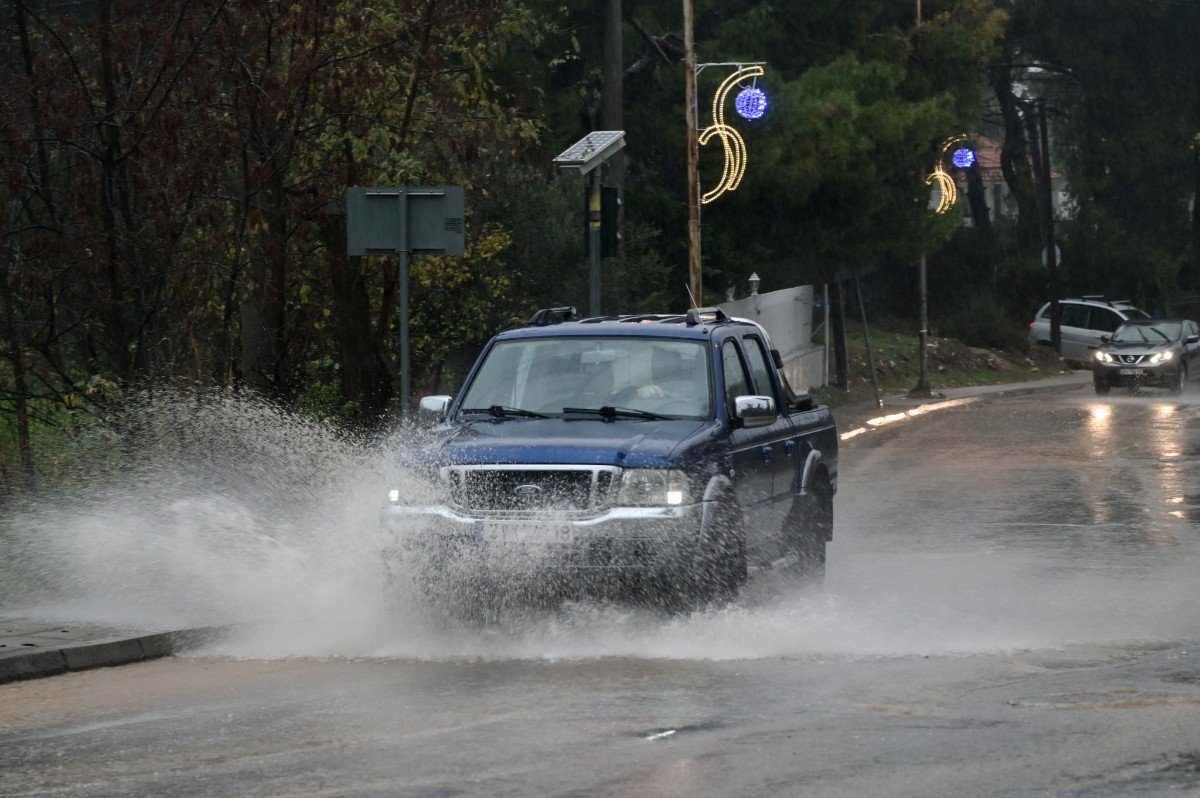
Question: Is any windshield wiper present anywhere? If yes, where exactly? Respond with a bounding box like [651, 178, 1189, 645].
[460, 405, 548, 419]
[563, 405, 668, 420]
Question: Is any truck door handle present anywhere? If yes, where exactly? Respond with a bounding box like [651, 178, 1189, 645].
[784, 440, 795, 457]
[761, 445, 773, 464]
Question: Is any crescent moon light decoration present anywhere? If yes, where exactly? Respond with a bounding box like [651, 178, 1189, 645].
[699, 65, 765, 204]
[926, 134, 968, 215]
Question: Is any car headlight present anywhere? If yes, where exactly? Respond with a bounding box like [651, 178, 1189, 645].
[615, 469, 689, 506]
[1094, 351, 1113, 363]
[1150, 351, 1174, 363]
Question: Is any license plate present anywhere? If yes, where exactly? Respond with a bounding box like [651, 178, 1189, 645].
[1119, 368, 1144, 376]
[478, 521, 573, 545]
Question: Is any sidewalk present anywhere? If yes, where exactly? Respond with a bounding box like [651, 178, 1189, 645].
[0, 619, 220, 685]
[0, 370, 1094, 685]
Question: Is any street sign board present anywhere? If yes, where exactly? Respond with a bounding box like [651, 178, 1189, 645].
[346, 186, 465, 256]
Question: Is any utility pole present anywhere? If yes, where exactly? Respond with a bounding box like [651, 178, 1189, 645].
[601, 0, 624, 195]
[683, 0, 701, 306]
[1038, 99, 1061, 356]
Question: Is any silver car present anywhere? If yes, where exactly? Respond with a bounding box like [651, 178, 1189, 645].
[1028, 297, 1150, 364]
[1092, 319, 1200, 394]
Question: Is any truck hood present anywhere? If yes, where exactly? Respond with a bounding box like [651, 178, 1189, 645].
[429, 417, 712, 468]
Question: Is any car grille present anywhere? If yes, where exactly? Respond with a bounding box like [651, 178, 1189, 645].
[443, 465, 619, 516]
[1118, 354, 1146, 364]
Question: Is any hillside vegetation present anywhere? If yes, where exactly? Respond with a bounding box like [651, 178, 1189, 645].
[811, 320, 1070, 408]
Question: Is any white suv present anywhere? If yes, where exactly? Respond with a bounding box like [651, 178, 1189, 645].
[1028, 297, 1150, 364]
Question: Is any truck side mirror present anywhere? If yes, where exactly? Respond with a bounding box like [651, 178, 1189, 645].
[733, 395, 776, 428]
[791, 392, 814, 412]
[418, 395, 452, 423]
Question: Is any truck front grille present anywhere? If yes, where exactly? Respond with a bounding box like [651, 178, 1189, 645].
[443, 465, 618, 515]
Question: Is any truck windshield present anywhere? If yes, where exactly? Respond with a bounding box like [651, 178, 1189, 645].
[458, 337, 712, 420]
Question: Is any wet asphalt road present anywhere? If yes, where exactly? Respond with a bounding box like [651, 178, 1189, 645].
[2, 383, 1200, 797]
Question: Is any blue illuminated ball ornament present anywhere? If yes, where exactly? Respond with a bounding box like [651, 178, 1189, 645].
[951, 147, 976, 169]
[735, 87, 768, 120]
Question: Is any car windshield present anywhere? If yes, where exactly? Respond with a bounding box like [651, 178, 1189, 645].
[1111, 321, 1180, 344]
[458, 336, 712, 420]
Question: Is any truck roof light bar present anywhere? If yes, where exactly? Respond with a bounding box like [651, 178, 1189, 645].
[685, 307, 729, 325]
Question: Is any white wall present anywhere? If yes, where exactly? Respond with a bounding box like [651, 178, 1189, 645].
[719, 285, 827, 391]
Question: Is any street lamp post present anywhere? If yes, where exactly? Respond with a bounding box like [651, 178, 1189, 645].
[683, 0, 767, 307]
[554, 131, 627, 316]
[912, 134, 970, 398]
[912, 0, 930, 398]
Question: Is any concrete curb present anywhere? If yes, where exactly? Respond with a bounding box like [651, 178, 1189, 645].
[833, 370, 1092, 438]
[0, 622, 223, 685]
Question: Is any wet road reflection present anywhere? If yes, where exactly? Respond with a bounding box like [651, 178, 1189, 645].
[832, 386, 1200, 649]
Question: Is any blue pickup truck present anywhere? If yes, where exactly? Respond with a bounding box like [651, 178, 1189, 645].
[385, 306, 838, 610]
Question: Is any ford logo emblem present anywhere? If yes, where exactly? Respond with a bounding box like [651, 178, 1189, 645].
[513, 484, 542, 498]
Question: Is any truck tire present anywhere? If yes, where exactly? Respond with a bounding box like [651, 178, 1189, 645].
[790, 472, 833, 585]
[712, 500, 748, 599]
[687, 498, 746, 608]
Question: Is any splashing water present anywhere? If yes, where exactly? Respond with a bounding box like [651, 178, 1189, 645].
[4, 389, 1196, 663]
[4, 392, 403, 644]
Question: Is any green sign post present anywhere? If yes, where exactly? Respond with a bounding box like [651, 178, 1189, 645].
[346, 186, 465, 417]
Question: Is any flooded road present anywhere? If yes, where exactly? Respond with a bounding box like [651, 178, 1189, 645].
[2, 384, 1200, 796]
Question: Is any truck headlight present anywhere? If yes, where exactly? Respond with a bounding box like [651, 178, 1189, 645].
[616, 469, 689, 506]
[387, 471, 446, 506]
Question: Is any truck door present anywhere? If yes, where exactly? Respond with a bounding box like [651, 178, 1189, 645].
[738, 333, 799, 561]
[721, 338, 790, 565]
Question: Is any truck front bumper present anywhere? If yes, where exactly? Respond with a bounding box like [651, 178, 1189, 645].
[381, 502, 707, 572]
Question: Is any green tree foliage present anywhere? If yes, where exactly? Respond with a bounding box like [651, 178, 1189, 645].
[634, 1, 1005, 303]
[1007, 0, 1200, 307]
[14, 0, 1198, 486]
[0, 0, 554, 486]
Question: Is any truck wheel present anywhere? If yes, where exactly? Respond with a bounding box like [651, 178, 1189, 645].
[713, 502, 748, 598]
[690, 499, 746, 607]
[791, 473, 833, 585]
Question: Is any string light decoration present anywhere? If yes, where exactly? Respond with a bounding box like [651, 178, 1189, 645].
[699, 64, 765, 204]
[735, 86, 768, 120]
[951, 147, 976, 169]
[925, 134, 974, 214]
